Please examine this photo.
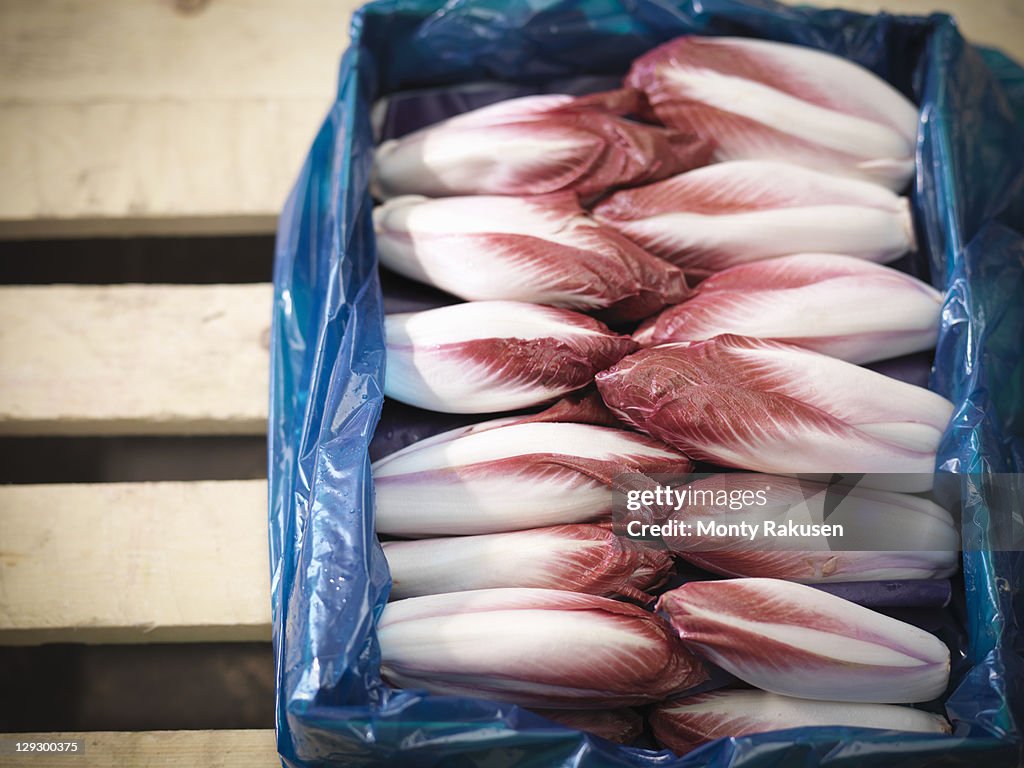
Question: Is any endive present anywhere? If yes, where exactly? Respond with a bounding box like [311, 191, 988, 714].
[383, 523, 672, 601]
[372, 89, 708, 199]
[658, 578, 951, 703]
[633, 254, 941, 362]
[374, 193, 689, 322]
[595, 336, 953, 491]
[594, 163, 916, 279]
[651, 690, 950, 754]
[378, 588, 708, 708]
[385, 301, 636, 413]
[373, 419, 691, 536]
[626, 37, 918, 190]
[660, 474, 959, 583]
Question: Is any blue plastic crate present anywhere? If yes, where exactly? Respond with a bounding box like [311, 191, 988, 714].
[269, 2, 1024, 765]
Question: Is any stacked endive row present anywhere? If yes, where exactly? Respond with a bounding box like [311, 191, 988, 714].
[377, 399, 957, 582]
[368, 35, 956, 754]
[378, 583, 951, 751]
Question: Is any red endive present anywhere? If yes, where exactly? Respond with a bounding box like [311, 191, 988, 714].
[373, 418, 691, 536]
[595, 336, 953, 491]
[658, 578, 951, 703]
[374, 192, 689, 322]
[372, 89, 709, 199]
[660, 474, 958, 583]
[383, 524, 672, 601]
[626, 37, 918, 190]
[650, 690, 950, 754]
[594, 162, 915, 279]
[385, 301, 636, 414]
[633, 254, 941, 363]
[378, 588, 709, 708]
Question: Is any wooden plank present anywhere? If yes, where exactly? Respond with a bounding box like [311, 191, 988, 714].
[0, 284, 271, 436]
[0, 0, 359, 238]
[0, 1, 1018, 239]
[2, 730, 278, 767]
[0, 100, 322, 238]
[0, 480, 271, 644]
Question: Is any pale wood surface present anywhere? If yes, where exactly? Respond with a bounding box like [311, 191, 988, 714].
[0, 0, 359, 238]
[0, 283, 272, 435]
[0, 480, 271, 644]
[0, 0, 1019, 239]
[1, 730, 278, 767]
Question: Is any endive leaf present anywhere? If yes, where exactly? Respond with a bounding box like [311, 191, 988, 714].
[633, 254, 941, 363]
[657, 578, 951, 703]
[383, 523, 672, 601]
[651, 690, 950, 754]
[660, 474, 959, 582]
[626, 37, 918, 189]
[379, 588, 709, 708]
[595, 336, 954, 490]
[375, 193, 689, 322]
[385, 301, 636, 413]
[373, 89, 709, 199]
[374, 419, 691, 536]
[593, 161, 915, 278]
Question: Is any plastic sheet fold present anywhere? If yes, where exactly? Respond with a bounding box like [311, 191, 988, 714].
[270, 2, 1024, 765]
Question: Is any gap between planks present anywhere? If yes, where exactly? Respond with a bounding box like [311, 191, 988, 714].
[0, 283, 272, 436]
[0, 479, 271, 645]
[1, 730, 278, 767]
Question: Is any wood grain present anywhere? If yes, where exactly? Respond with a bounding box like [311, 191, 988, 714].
[2, 730, 277, 767]
[0, 480, 270, 644]
[0, 0, 1019, 239]
[0, 0, 359, 238]
[0, 284, 271, 435]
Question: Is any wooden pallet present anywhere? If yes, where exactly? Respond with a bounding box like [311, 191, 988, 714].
[0, 1, 1019, 765]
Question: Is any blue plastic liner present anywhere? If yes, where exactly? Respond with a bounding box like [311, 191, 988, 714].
[269, 2, 1024, 765]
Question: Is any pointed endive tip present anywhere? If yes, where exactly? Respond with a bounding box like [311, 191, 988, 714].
[523, 389, 625, 429]
[657, 578, 951, 703]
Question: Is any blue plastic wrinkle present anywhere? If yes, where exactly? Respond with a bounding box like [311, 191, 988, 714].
[269, 1, 1024, 765]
